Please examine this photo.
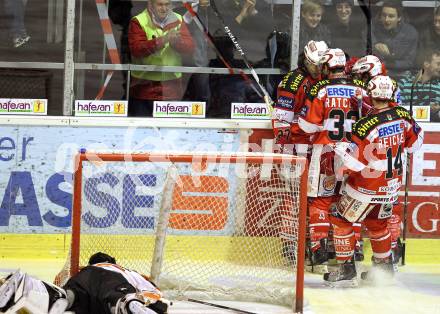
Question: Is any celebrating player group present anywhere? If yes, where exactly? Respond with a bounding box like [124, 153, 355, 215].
[272, 41, 424, 287]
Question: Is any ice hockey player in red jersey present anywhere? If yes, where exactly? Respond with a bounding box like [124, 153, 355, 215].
[324, 75, 423, 286]
[351, 55, 405, 264]
[351, 54, 402, 106]
[272, 40, 328, 156]
[298, 48, 368, 268]
[272, 40, 328, 265]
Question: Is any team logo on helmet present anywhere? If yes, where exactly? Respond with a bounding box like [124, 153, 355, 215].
[367, 75, 394, 100]
[320, 48, 346, 69]
[304, 40, 328, 65]
[352, 55, 385, 77]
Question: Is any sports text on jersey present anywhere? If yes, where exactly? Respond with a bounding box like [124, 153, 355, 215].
[289, 73, 305, 92]
[326, 85, 356, 98]
[354, 116, 380, 137]
[309, 79, 330, 97]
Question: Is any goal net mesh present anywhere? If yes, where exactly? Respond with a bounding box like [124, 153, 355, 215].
[55, 152, 307, 308]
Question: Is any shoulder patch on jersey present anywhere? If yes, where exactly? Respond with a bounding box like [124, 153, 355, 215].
[308, 79, 331, 99]
[277, 96, 294, 109]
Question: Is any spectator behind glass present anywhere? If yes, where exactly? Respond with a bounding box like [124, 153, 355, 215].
[417, 7, 440, 67]
[182, 0, 211, 105]
[4, 0, 30, 48]
[255, 31, 291, 100]
[299, 0, 331, 52]
[399, 50, 440, 122]
[108, 0, 133, 98]
[328, 0, 365, 57]
[128, 0, 195, 117]
[372, 0, 418, 76]
[207, 34, 259, 118]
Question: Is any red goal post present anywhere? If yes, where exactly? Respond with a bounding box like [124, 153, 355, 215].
[56, 151, 308, 313]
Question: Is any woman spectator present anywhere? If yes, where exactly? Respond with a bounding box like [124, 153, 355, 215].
[328, 0, 365, 58]
[299, 0, 331, 52]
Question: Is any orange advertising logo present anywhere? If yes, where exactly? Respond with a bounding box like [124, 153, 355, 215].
[170, 175, 228, 230]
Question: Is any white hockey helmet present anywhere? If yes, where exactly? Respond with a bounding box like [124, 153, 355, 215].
[304, 40, 328, 65]
[320, 48, 346, 69]
[352, 55, 386, 77]
[367, 75, 395, 100]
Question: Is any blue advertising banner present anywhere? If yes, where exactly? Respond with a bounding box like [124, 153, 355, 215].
[0, 126, 240, 233]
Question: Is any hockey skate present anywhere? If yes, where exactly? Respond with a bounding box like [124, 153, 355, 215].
[361, 256, 395, 285]
[306, 238, 329, 274]
[391, 238, 403, 265]
[323, 261, 358, 288]
[354, 240, 364, 262]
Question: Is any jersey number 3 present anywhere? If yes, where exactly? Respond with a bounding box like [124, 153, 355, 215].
[328, 109, 358, 141]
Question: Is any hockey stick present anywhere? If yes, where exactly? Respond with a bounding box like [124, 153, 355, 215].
[208, 0, 275, 108]
[186, 298, 257, 314]
[358, 0, 372, 54]
[401, 68, 424, 266]
[182, 1, 264, 98]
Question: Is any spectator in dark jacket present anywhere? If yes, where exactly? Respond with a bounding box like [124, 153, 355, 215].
[207, 35, 260, 118]
[417, 7, 440, 67]
[299, 0, 331, 52]
[108, 0, 133, 97]
[328, 0, 365, 57]
[371, 0, 418, 76]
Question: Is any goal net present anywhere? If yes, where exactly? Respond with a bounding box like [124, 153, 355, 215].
[55, 151, 308, 312]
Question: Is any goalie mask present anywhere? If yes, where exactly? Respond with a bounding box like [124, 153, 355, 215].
[304, 40, 328, 65]
[320, 48, 346, 69]
[367, 75, 395, 100]
[352, 55, 386, 78]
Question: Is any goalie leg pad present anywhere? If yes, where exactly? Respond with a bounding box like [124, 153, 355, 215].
[364, 217, 391, 260]
[128, 300, 159, 314]
[330, 215, 355, 262]
[115, 293, 169, 314]
[0, 271, 67, 314]
[0, 270, 25, 309]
